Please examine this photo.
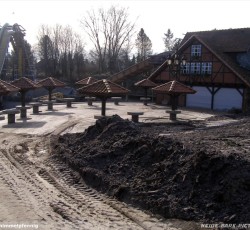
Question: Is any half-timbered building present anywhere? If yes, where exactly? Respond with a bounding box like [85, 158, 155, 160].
[149, 28, 250, 112]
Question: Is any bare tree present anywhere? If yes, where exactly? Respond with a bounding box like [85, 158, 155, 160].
[36, 25, 54, 75]
[135, 28, 152, 62]
[36, 24, 86, 82]
[80, 5, 136, 74]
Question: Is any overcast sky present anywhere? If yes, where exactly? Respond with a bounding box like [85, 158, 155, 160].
[1, 0, 250, 54]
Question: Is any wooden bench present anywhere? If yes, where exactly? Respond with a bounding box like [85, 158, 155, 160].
[166, 110, 181, 121]
[127, 112, 144, 123]
[111, 97, 122, 105]
[140, 97, 151, 105]
[29, 102, 43, 114]
[16, 105, 31, 119]
[85, 97, 96, 106]
[2, 109, 20, 124]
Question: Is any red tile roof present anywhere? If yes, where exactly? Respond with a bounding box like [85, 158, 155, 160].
[38, 77, 66, 88]
[77, 79, 129, 97]
[75, 77, 97, 86]
[11, 77, 40, 90]
[0, 80, 20, 95]
[152, 80, 196, 94]
[134, 79, 157, 88]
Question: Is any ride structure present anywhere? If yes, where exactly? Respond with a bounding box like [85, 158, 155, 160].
[0, 23, 35, 81]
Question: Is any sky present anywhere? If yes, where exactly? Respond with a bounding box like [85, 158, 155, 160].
[1, 0, 250, 54]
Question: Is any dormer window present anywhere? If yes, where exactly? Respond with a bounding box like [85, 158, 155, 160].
[191, 45, 202, 56]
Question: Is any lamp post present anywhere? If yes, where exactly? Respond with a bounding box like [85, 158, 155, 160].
[167, 53, 186, 80]
[164, 53, 187, 113]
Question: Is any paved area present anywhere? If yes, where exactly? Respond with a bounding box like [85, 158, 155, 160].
[0, 100, 218, 135]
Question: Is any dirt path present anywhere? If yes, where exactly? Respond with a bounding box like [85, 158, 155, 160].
[0, 125, 198, 229]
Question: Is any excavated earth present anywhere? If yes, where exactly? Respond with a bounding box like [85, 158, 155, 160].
[51, 114, 250, 224]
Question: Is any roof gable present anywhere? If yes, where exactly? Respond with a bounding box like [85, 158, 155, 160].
[38, 77, 66, 88]
[134, 79, 157, 88]
[75, 77, 97, 86]
[77, 79, 130, 97]
[180, 34, 250, 87]
[150, 28, 250, 87]
[152, 80, 196, 94]
[0, 80, 20, 94]
[11, 77, 40, 90]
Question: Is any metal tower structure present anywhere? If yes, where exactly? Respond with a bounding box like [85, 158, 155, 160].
[0, 23, 35, 80]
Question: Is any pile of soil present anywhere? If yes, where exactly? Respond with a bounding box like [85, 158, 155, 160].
[51, 115, 250, 223]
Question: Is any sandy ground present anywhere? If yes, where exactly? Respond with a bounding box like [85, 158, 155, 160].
[0, 100, 227, 230]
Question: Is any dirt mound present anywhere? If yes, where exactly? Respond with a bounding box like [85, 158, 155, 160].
[52, 115, 250, 223]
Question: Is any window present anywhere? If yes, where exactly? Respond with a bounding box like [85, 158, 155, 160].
[181, 62, 212, 75]
[181, 63, 190, 74]
[190, 62, 201, 74]
[191, 45, 202, 56]
[201, 62, 212, 75]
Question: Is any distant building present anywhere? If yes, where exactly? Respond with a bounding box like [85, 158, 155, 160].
[108, 52, 172, 98]
[149, 28, 250, 112]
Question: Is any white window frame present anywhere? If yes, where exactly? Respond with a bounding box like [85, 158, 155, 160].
[201, 62, 212, 75]
[191, 45, 202, 56]
[190, 62, 201, 74]
[181, 63, 190, 74]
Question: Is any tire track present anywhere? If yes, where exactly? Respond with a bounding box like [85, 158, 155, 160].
[0, 131, 194, 230]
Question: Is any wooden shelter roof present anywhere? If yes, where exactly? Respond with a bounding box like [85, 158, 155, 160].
[134, 78, 157, 88]
[75, 77, 97, 86]
[0, 80, 20, 95]
[152, 80, 196, 94]
[11, 77, 40, 90]
[38, 77, 66, 88]
[77, 79, 129, 97]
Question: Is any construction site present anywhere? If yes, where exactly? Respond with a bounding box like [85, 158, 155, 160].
[0, 23, 249, 230]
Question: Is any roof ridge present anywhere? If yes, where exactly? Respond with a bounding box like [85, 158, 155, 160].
[169, 80, 175, 92]
[186, 27, 250, 34]
[103, 79, 111, 93]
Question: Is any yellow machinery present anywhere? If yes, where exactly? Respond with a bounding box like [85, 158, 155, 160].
[0, 23, 34, 80]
